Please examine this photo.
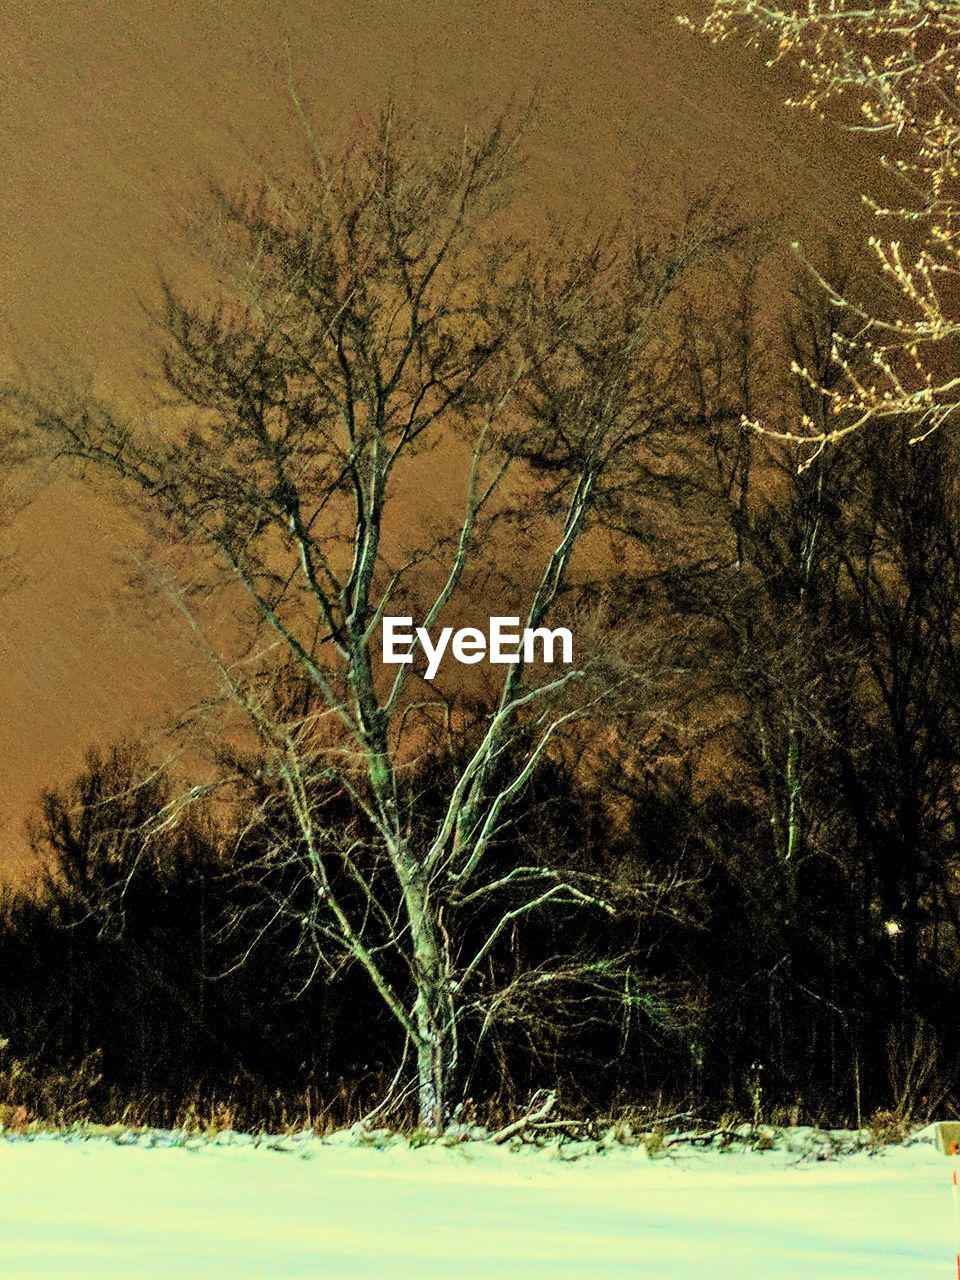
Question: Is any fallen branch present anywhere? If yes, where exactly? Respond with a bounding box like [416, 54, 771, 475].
[491, 1090, 557, 1145]
[665, 1128, 754, 1147]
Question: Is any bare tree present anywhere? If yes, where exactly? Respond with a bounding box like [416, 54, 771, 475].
[17, 107, 740, 1129]
[685, 0, 960, 459]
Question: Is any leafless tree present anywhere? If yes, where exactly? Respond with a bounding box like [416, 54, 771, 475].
[16, 106, 743, 1129]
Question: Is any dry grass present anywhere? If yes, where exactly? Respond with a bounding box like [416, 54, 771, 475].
[0, 1046, 391, 1137]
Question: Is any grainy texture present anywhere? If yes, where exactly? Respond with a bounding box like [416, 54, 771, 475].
[0, 1, 874, 869]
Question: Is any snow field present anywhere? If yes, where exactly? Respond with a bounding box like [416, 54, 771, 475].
[0, 1131, 955, 1278]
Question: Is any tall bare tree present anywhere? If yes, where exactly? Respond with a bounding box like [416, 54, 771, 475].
[17, 107, 742, 1129]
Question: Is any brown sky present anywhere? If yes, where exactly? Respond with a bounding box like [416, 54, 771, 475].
[0, 0, 876, 873]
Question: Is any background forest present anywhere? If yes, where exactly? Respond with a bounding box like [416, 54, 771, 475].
[3, 1, 960, 1139]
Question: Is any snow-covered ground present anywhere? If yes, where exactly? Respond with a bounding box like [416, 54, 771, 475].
[0, 1129, 956, 1278]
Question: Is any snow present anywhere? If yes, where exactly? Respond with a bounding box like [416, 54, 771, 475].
[0, 1130, 955, 1277]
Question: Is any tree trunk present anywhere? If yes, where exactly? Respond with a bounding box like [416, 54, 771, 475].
[414, 1004, 450, 1133]
[402, 861, 456, 1132]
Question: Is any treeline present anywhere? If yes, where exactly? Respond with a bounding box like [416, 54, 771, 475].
[4, 111, 960, 1131]
[3, 396, 960, 1129]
